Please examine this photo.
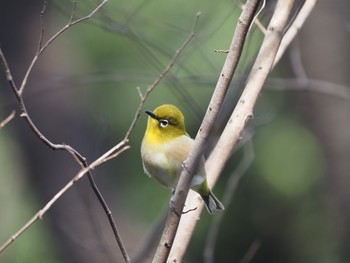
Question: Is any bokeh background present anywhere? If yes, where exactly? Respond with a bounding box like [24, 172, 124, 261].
[1, 0, 350, 262]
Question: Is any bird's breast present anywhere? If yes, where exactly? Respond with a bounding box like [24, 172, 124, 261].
[141, 135, 192, 189]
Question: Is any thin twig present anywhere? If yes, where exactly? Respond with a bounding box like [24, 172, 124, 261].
[69, 0, 78, 24]
[238, 240, 261, 263]
[123, 11, 201, 141]
[85, 147, 131, 263]
[1, 8, 126, 258]
[0, 48, 19, 95]
[0, 142, 130, 253]
[273, 0, 318, 67]
[0, 1, 134, 261]
[19, 0, 108, 95]
[266, 77, 350, 100]
[236, 0, 267, 34]
[0, 111, 16, 129]
[154, 1, 261, 263]
[38, 1, 47, 51]
[0, 1, 197, 259]
[288, 38, 308, 84]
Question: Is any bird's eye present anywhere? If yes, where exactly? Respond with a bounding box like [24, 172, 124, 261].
[159, 119, 169, 128]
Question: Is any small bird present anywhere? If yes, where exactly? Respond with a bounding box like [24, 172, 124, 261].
[141, 104, 224, 215]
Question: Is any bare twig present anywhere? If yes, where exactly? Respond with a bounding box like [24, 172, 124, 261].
[0, 141, 130, 253]
[273, 0, 318, 67]
[0, 1, 198, 258]
[236, 0, 267, 34]
[0, 1, 134, 261]
[0, 48, 18, 94]
[0, 111, 16, 129]
[38, 1, 47, 51]
[238, 240, 261, 263]
[153, 1, 261, 263]
[70, 0, 78, 24]
[19, 0, 108, 95]
[266, 78, 350, 100]
[0, 7, 130, 262]
[288, 38, 308, 84]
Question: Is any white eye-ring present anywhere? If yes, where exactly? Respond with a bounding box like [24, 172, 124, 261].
[159, 119, 169, 128]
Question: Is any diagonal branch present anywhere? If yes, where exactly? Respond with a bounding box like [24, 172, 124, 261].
[0, 111, 16, 129]
[152, 1, 261, 262]
[0, 2, 199, 259]
[167, 0, 299, 261]
[0, 140, 130, 253]
[207, 0, 295, 177]
[0, 1, 135, 261]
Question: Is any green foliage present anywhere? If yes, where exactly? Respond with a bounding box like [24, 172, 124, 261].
[1, 1, 348, 262]
[255, 119, 323, 197]
[0, 131, 59, 263]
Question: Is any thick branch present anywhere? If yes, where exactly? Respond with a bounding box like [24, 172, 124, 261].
[152, 1, 261, 262]
[167, 0, 297, 262]
[208, 0, 295, 175]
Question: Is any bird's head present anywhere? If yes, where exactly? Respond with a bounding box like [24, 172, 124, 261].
[144, 104, 187, 143]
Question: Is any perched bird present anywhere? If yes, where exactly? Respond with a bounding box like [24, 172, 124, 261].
[141, 104, 224, 215]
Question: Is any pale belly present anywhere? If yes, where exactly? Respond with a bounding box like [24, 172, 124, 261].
[141, 135, 205, 191]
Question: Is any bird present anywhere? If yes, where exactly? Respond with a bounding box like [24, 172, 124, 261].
[141, 104, 224, 215]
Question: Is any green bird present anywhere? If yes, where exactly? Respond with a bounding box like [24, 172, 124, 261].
[141, 104, 224, 214]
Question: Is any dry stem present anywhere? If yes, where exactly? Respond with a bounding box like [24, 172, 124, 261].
[0, 2, 198, 260]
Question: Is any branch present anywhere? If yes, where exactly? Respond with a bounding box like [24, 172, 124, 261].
[0, 111, 16, 129]
[0, 140, 130, 253]
[236, 0, 267, 34]
[266, 77, 350, 100]
[0, 2, 198, 258]
[273, 0, 318, 67]
[207, 0, 296, 177]
[0, 1, 134, 261]
[19, 0, 108, 95]
[166, 0, 297, 261]
[238, 240, 262, 263]
[152, 1, 261, 262]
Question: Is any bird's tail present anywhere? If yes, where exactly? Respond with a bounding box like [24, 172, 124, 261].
[202, 191, 225, 215]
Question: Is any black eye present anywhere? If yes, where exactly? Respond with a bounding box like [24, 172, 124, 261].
[159, 119, 169, 128]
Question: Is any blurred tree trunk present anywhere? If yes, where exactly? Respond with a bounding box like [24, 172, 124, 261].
[298, 0, 350, 254]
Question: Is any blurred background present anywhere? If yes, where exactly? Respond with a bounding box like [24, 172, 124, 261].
[1, 0, 350, 262]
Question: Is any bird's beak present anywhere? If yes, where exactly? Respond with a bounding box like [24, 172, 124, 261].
[145, 110, 157, 120]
